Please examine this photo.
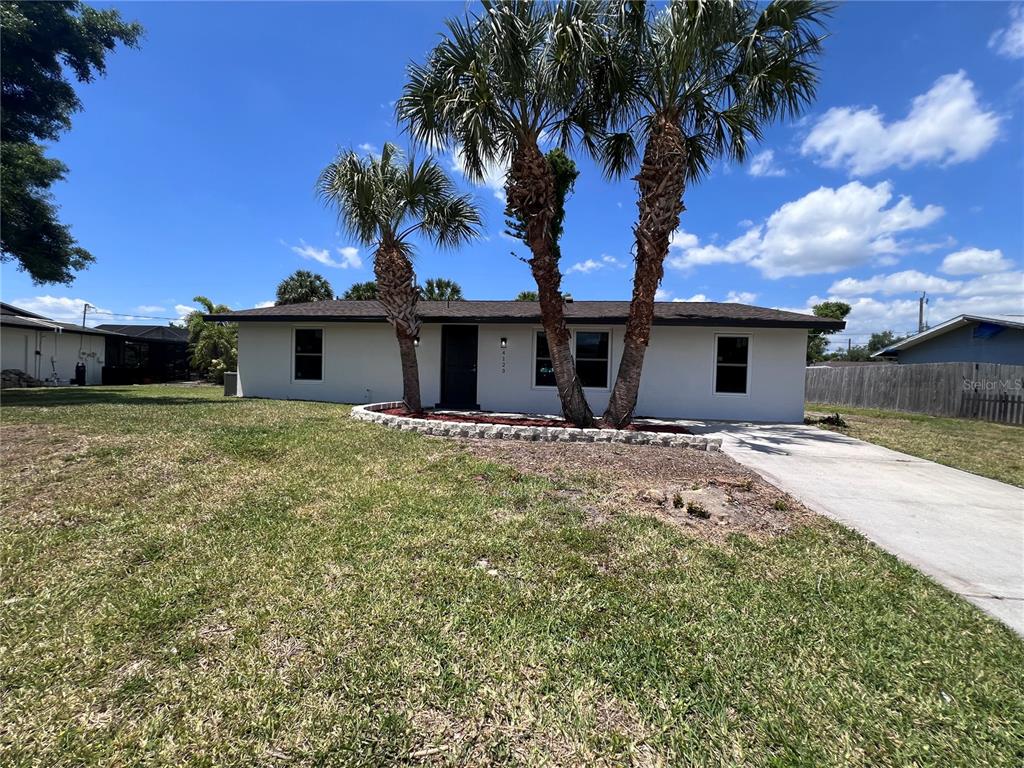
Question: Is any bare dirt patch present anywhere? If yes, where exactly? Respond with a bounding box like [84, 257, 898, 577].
[459, 440, 816, 541]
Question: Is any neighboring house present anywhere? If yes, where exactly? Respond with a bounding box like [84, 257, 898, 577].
[207, 300, 844, 423]
[1, 302, 115, 385]
[873, 314, 1024, 364]
[94, 324, 190, 384]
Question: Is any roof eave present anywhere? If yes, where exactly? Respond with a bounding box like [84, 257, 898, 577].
[205, 313, 843, 331]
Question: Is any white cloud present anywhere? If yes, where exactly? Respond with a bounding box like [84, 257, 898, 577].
[566, 254, 624, 275]
[283, 239, 362, 269]
[724, 291, 757, 304]
[566, 259, 603, 274]
[451, 146, 507, 200]
[357, 142, 378, 153]
[135, 304, 167, 314]
[940, 247, 1012, 275]
[990, 3, 1024, 58]
[335, 246, 362, 269]
[673, 293, 709, 303]
[174, 304, 199, 320]
[828, 270, 961, 297]
[796, 267, 1024, 345]
[801, 71, 1002, 176]
[654, 288, 672, 301]
[669, 181, 943, 278]
[747, 149, 786, 177]
[9, 295, 112, 324]
[254, 300, 276, 309]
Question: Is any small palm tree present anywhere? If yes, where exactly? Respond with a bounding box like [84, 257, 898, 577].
[515, 290, 538, 301]
[398, 0, 604, 427]
[317, 143, 481, 412]
[597, 0, 831, 427]
[186, 295, 237, 383]
[342, 281, 378, 300]
[419, 277, 464, 301]
[276, 270, 335, 305]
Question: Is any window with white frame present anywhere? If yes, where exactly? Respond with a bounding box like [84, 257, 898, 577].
[575, 330, 609, 388]
[294, 328, 323, 380]
[534, 330, 610, 388]
[714, 335, 749, 394]
[534, 331, 556, 387]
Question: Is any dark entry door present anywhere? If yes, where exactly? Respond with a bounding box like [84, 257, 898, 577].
[440, 325, 478, 408]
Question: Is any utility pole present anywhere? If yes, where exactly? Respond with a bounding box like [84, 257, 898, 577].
[918, 292, 928, 333]
[81, 303, 94, 328]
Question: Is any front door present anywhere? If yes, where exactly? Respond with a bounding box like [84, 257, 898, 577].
[440, 325, 478, 409]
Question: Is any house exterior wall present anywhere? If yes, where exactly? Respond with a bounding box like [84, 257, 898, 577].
[896, 323, 1024, 365]
[237, 321, 808, 422]
[0, 326, 105, 384]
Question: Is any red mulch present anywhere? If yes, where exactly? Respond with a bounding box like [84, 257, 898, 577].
[380, 408, 691, 435]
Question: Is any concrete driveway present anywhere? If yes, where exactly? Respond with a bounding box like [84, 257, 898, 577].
[684, 421, 1024, 635]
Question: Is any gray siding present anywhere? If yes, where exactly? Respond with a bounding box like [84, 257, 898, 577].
[897, 323, 1024, 365]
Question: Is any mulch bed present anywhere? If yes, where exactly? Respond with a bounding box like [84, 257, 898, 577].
[380, 408, 692, 434]
[458, 439, 818, 542]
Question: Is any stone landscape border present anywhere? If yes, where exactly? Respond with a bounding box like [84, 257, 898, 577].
[351, 402, 721, 451]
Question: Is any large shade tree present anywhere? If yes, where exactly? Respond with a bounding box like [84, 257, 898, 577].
[398, 0, 604, 427]
[276, 269, 334, 305]
[1, 1, 141, 284]
[596, 0, 831, 426]
[317, 143, 481, 411]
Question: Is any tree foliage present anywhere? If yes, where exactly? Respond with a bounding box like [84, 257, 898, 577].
[185, 296, 236, 383]
[807, 300, 851, 362]
[868, 330, 904, 354]
[515, 290, 539, 301]
[418, 278, 463, 301]
[343, 281, 378, 300]
[275, 270, 334, 305]
[0, 1, 142, 284]
[504, 148, 580, 262]
[318, 142, 481, 411]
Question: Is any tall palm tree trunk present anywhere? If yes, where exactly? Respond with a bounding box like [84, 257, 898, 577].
[605, 117, 687, 428]
[375, 245, 423, 412]
[508, 142, 594, 427]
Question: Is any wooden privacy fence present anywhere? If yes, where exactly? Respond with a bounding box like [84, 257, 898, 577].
[805, 362, 1024, 425]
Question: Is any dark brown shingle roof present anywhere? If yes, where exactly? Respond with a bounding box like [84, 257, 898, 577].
[206, 300, 843, 330]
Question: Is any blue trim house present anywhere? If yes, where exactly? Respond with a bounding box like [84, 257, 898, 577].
[874, 314, 1024, 365]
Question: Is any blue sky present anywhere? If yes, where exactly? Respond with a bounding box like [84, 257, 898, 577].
[3, 1, 1022, 348]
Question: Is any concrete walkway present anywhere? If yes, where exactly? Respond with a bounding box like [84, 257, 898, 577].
[683, 421, 1024, 635]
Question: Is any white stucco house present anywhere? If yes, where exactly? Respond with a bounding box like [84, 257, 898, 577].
[1, 302, 113, 385]
[209, 300, 842, 423]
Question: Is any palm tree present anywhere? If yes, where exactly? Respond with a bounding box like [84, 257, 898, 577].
[186, 295, 237, 383]
[596, 0, 831, 427]
[317, 143, 481, 412]
[343, 281, 378, 300]
[515, 290, 538, 301]
[276, 270, 335, 305]
[398, 0, 604, 427]
[419, 277, 464, 301]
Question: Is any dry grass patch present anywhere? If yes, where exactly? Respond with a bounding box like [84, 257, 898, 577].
[2, 386, 1023, 767]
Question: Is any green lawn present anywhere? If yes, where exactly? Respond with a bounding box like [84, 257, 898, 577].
[2, 386, 1022, 766]
[807, 403, 1024, 488]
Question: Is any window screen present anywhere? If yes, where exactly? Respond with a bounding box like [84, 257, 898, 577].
[575, 331, 609, 388]
[294, 328, 323, 380]
[534, 332, 555, 387]
[715, 336, 748, 394]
